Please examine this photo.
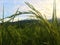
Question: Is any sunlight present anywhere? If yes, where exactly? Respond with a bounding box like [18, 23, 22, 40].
[26, 0, 60, 19]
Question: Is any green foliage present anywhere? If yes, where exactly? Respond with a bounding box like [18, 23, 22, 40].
[0, 0, 60, 45]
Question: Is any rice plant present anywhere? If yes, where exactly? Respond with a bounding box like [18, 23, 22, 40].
[0, 0, 60, 45]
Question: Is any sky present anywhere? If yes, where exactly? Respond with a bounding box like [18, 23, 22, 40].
[0, 0, 60, 21]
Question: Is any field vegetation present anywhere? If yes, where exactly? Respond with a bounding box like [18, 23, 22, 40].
[0, 0, 60, 45]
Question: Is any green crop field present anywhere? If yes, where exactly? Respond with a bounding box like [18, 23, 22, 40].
[0, 0, 60, 45]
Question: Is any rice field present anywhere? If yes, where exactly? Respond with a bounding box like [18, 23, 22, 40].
[0, 0, 60, 45]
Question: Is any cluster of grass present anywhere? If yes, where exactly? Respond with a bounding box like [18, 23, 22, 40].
[0, 0, 60, 45]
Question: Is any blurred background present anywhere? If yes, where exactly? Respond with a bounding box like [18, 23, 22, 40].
[0, 0, 60, 21]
